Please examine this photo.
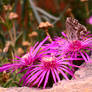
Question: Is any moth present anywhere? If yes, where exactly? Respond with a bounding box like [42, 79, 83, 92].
[65, 17, 87, 41]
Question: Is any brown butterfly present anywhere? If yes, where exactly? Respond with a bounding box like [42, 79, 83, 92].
[65, 17, 87, 41]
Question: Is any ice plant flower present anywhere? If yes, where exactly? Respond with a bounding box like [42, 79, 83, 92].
[0, 36, 49, 72]
[8, 12, 18, 20]
[87, 16, 92, 25]
[21, 55, 80, 88]
[60, 17, 92, 62]
[53, 35, 92, 63]
[80, 52, 92, 63]
[43, 17, 92, 63]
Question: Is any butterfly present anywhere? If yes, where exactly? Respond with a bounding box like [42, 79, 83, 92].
[65, 17, 87, 41]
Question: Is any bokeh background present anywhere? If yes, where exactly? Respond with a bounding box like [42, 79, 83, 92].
[0, 0, 92, 87]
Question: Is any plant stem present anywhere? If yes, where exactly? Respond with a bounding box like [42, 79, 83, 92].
[45, 28, 52, 42]
[8, 29, 14, 43]
[85, 1, 89, 16]
[13, 22, 16, 43]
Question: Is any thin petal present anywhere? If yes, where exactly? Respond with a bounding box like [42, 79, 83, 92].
[30, 42, 39, 54]
[51, 69, 56, 83]
[23, 67, 41, 86]
[59, 67, 74, 78]
[54, 69, 60, 81]
[19, 68, 32, 84]
[83, 51, 90, 60]
[0, 64, 21, 72]
[32, 71, 46, 86]
[43, 70, 50, 88]
[38, 71, 46, 88]
[79, 51, 87, 63]
[25, 70, 43, 86]
[58, 68, 69, 80]
[33, 36, 48, 57]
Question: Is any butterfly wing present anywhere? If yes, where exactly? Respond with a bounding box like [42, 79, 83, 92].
[66, 17, 87, 41]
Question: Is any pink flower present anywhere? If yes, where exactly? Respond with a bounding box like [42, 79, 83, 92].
[87, 16, 92, 25]
[43, 33, 92, 63]
[21, 55, 79, 88]
[0, 36, 49, 72]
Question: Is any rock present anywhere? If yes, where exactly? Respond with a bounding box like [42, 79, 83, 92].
[74, 62, 92, 79]
[0, 63, 92, 92]
[52, 76, 92, 92]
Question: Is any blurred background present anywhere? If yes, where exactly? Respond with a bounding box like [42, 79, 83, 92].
[0, 0, 92, 87]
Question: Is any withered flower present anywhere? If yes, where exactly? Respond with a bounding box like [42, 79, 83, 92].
[28, 31, 38, 38]
[8, 12, 18, 20]
[0, 49, 2, 53]
[22, 41, 30, 47]
[16, 48, 24, 56]
[2, 71, 9, 82]
[66, 8, 74, 18]
[38, 21, 53, 42]
[38, 21, 53, 29]
[3, 5, 12, 11]
[80, 0, 88, 2]
[3, 41, 11, 53]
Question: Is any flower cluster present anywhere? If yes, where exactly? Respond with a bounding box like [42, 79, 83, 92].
[0, 17, 92, 88]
